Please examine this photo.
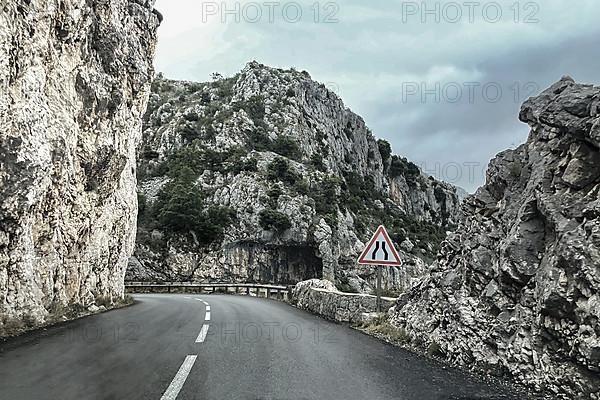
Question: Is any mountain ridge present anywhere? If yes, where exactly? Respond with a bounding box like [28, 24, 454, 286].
[128, 61, 461, 293]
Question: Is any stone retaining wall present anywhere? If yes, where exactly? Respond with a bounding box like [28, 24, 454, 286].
[291, 279, 395, 323]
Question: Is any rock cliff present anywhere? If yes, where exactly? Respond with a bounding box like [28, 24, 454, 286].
[130, 62, 461, 293]
[0, 0, 160, 335]
[390, 77, 600, 399]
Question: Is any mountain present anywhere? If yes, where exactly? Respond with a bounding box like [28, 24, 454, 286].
[390, 77, 600, 398]
[0, 0, 159, 336]
[128, 62, 461, 293]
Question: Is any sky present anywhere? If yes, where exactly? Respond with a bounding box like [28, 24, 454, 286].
[153, 0, 600, 192]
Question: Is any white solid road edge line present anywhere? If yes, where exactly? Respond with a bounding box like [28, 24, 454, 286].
[160, 355, 197, 400]
[195, 324, 210, 343]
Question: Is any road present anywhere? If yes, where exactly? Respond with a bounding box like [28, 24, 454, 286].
[0, 294, 526, 400]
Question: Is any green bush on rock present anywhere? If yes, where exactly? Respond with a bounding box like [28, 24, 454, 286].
[259, 209, 292, 232]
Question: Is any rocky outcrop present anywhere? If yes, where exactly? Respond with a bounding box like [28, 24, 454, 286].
[130, 62, 461, 293]
[0, 0, 160, 334]
[389, 77, 600, 399]
[291, 279, 395, 323]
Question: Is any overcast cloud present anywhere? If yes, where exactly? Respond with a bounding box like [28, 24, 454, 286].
[153, 0, 600, 192]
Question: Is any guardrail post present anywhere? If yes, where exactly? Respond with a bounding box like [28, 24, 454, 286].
[266, 288, 270, 298]
[246, 287, 250, 295]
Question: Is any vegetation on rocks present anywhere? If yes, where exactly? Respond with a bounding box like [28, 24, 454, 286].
[131, 62, 461, 290]
[362, 315, 410, 345]
[259, 209, 292, 232]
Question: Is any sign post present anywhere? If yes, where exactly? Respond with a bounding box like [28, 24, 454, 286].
[376, 264, 382, 312]
[357, 225, 403, 314]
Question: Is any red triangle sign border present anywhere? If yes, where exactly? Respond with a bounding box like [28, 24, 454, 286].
[357, 225, 403, 266]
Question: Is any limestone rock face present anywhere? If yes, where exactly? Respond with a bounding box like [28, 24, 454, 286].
[389, 78, 600, 399]
[0, 0, 160, 331]
[130, 62, 461, 293]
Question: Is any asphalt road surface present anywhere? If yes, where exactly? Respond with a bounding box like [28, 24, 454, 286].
[0, 294, 527, 400]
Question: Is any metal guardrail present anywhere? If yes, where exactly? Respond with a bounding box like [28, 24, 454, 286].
[125, 282, 293, 300]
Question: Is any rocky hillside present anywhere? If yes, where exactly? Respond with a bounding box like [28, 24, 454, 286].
[0, 0, 160, 335]
[390, 77, 600, 398]
[129, 62, 461, 293]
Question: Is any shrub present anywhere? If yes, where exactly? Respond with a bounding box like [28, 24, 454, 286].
[161, 147, 205, 179]
[231, 156, 258, 174]
[271, 136, 302, 160]
[267, 157, 299, 185]
[201, 206, 237, 243]
[155, 182, 205, 233]
[232, 95, 265, 127]
[180, 124, 201, 142]
[187, 83, 204, 93]
[377, 139, 392, 165]
[339, 171, 382, 213]
[363, 316, 409, 344]
[183, 111, 199, 122]
[216, 76, 237, 99]
[259, 209, 292, 232]
[389, 155, 420, 181]
[293, 179, 309, 195]
[200, 92, 211, 105]
[313, 176, 339, 216]
[247, 128, 272, 151]
[153, 179, 236, 244]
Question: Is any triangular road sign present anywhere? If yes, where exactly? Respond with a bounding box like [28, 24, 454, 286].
[357, 225, 402, 266]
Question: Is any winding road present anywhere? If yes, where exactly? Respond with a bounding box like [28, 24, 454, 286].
[0, 294, 526, 400]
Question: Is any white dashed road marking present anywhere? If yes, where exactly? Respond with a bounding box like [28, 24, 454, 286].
[205, 311, 211, 321]
[160, 355, 197, 400]
[195, 324, 210, 343]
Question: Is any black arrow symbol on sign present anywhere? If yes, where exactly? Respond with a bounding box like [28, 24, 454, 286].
[371, 242, 379, 259]
[371, 241, 389, 261]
